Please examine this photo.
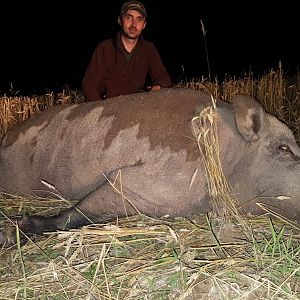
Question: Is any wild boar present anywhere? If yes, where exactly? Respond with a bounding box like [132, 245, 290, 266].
[0, 88, 299, 244]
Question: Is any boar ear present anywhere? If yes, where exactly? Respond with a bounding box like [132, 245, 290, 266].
[232, 95, 267, 142]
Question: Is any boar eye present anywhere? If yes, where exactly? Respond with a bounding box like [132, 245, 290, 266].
[278, 144, 293, 155]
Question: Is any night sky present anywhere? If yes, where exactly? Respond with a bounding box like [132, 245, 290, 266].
[1, 1, 299, 95]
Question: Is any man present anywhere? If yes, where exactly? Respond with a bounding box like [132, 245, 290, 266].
[82, 1, 172, 101]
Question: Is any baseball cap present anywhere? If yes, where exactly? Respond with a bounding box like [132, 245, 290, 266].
[120, 1, 147, 18]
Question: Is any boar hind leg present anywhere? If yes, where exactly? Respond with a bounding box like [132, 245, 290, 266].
[60, 182, 138, 229]
[0, 183, 137, 246]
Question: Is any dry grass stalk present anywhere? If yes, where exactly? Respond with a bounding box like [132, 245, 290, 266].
[191, 96, 250, 241]
[0, 90, 84, 139]
[179, 68, 300, 144]
[257, 63, 285, 116]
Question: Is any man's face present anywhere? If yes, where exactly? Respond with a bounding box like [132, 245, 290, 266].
[119, 9, 146, 39]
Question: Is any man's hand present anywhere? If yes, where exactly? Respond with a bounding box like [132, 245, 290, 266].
[149, 85, 161, 91]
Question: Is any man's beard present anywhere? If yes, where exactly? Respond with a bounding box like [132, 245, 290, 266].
[123, 27, 139, 39]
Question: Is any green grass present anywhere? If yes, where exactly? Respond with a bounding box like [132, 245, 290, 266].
[1, 212, 299, 299]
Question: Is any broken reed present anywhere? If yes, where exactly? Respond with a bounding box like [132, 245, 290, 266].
[0, 200, 299, 299]
[0, 90, 84, 139]
[183, 68, 300, 143]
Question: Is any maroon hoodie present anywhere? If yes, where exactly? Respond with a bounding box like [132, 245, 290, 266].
[82, 32, 172, 100]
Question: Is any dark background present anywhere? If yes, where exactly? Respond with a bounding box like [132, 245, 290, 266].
[1, 1, 299, 95]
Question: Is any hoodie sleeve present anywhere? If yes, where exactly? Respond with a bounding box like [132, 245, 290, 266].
[147, 42, 172, 88]
[82, 43, 107, 101]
